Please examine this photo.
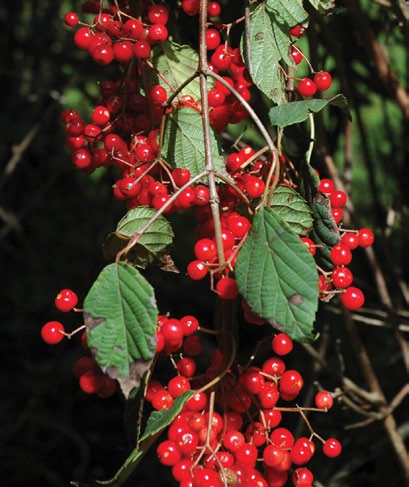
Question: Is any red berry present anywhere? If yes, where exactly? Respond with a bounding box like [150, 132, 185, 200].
[207, 1, 222, 17]
[91, 105, 110, 125]
[330, 190, 347, 208]
[133, 40, 151, 59]
[64, 11, 79, 27]
[182, 0, 200, 16]
[331, 266, 353, 289]
[301, 237, 316, 256]
[290, 46, 303, 65]
[152, 389, 174, 410]
[215, 277, 239, 300]
[148, 5, 169, 25]
[340, 232, 359, 250]
[314, 391, 334, 410]
[318, 178, 335, 194]
[279, 369, 303, 397]
[322, 438, 342, 458]
[41, 321, 65, 345]
[157, 440, 182, 466]
[55, 288, 78, 312]
[288, 25, 306, 38]
[272, 333, 293, 356]
[297, 78, 317, 97]
[263, 444, 285, 468]
[341, 286, 365, 310]
[313, 71, 333, 91]
[149, 84, 168, 105]
[168, 375, 191, 398]
[148, 23, 168, 43]
[330, 244, 352, 266]
[206, 28, 221, 50]
[180, 315, 200, 336]
[358, 227, 374, 247]
[194, 238, 217, 261]
[79, 370, 103, 394]
[187, 260, 208, 280]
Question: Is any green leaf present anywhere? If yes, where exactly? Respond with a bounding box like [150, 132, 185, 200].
[83, 263, 158, 398]
[235, 207, 318, 342]
[143, 41, 202, 100]
[140, 390, 195, 442]
[103, 207, 174, 268]
[306, 0, 335, 11]
[161, 107, 228, 181]
[242, 4, 288, 104]
[269, 94, 350, 128]
[266, 0, 308, 27]
[270, 185, 313, 235]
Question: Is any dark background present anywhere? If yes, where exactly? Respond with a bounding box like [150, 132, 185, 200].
[0, 1, 408, 486]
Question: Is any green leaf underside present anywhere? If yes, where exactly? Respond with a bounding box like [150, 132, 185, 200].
[306, 0, 335, 11]
[269, 95, 350, 129]
[103, 207, 174, 267]
[271, 185, 313, 235]
[298, 163, 340, 270]
[235, 207, 318, 342]
[144, 41, 202, 100]
[83, 263, 158, 396]
[243, 4, 287, 104]
[161, 107, 227, 181]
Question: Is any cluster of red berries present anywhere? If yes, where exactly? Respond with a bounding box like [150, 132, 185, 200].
[302, 178, 375, 311]
[288, 24, 333, 97]
[40, 288, 116, 397]
[149, 324, 341, 487]
[65, 2, 170, 64]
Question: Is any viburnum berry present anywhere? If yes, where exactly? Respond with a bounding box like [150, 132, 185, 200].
[330, 244, 352, 266]
[272, 333, 293, 356]
[187, 260, 208, 280]
[315, 390, 334, 410]
[133, 40, 151, 59]
[358, 227, 375, 247]
[148, 4, 170, 25]
[318, 178, 335, 194]
[194, 238, 217, 261]
[157, 440, 182, 466]
[331, 266, 353, 288]
[263, 444, 285, 468]
[341, 286, 365, 310]
[41, 320, 65, 345]
[54, 288, 78, 312]
[279, 369, 304, 398]
[297, 78, 317, 97]
[301, 237, 316, 256]
[148, 23, 169, 43]
[177, 357, 197, 377]
[63, 11, 79, 27]
[288, 24, 306, 37]
[152, 389, 174, 410]
[330, 189, 347, 208]
[322, 438, 342, 458]
[148, 84, 168, 105]
[313, 70, 333, 91]
[79, 370, 103, 394]
[290, 437, 316, 465]
[290, 46, 303, 65]
[292, 467, 314, 486]
[168, 375, 191, 398]
[207, 1, 222, 17]
[215, 277, 239, 300]
[341, 232, 360, 250]
[206, 28, 221, 51]
[182, 0, 200, 16]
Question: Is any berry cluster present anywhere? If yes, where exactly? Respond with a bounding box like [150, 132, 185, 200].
[149, 323, 341, 487]
[304, 178, 375, 311]
[41, 288, 116, 398]
[288, 24, 333, 97]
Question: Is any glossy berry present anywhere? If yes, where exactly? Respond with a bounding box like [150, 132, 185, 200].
[133, 40, 151, 59]
[358, 227, 374, 247]
[301, 237, 316, 256]
[148, 5, 169, 25]
[206, 28, 221, 50]
[313, 71, 333, 91]
[290, 46, 303, 65]
[187, 260, 208, 280]
[297, 78, 317, 97]
[341, 286, 365, 310]
[149, 85, 168, 105]
[194, 238, 217, 261]
[207, 1, 222, 17]
[215, 277, 239, 300]
[272, 333, 293, 356]
[288, 24, 306, 38]
[330, 244, 352, 266]
[330, 190, 347, 208]
[331, 266, 353, 289]
[322, 438, 342, 458]
[157, 440, 182, 466]
[41, 321, 65, 345]
[55, 288, 78, 312]
[279, 370, 303, 397]
[315, 391, 334, 410]
[318, 178, 335, 194]
[64, 12, 79, 27]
